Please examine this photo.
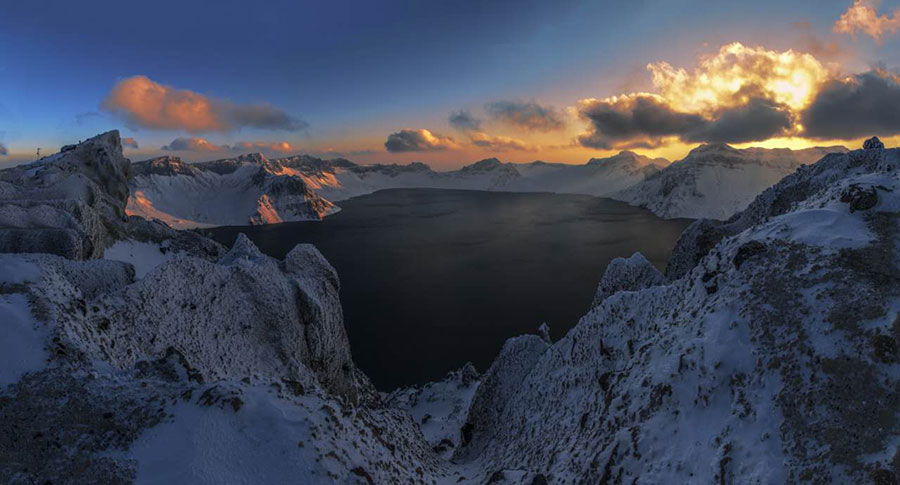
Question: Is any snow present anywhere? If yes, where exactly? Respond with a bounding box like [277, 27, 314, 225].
[104, 239, 185, 279]
[751, 206, 874, 249]
[0, 293, 48, 387]
[130, 387, 327, 485]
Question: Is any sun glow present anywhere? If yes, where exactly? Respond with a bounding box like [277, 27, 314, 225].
[648, 42, 830, 113]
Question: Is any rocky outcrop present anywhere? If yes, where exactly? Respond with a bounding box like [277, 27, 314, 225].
[591, 252, 667, 307]
[0, 131, 130, 259]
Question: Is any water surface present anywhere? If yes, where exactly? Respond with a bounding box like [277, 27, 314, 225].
[209, 189, 692, 389]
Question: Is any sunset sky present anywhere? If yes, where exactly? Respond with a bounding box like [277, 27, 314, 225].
[3, 0, 900, 169]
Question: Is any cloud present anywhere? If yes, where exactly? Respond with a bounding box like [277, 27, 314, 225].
[801, 69, 900, 139]
[577, 94, 706, 149]
[0, 143, 7, 156]
[384, 129, 459, 152]
[576, 42, 837, 148]
[161, 137, 295, 153]
[834, 0, 900, 44]
[122, 137, 139, 149]
[485, 100, 565, 131]
[230, 141, 295, 153]
[793, 21, 844, 61]
[684, 99, 793, 143]
[449, 110, 482, 131]
[647, 42, 829, 113]
[102, 75, 307, 133]
[468, 132, 535, 152]
[577, 93, 792, 148]
[162, 137, 224, 152]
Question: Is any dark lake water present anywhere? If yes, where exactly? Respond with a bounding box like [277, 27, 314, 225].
[209, 189, 692, 390]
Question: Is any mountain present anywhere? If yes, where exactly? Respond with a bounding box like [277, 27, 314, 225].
[3, 132, 898, 483]
[128, 153, 336, 228]
[613, 143, 848, 220]
[127, 150, 667, 228]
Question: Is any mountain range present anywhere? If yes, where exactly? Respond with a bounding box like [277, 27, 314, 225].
[1, 131, 897, 483]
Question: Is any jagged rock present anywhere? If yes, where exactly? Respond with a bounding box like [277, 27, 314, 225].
[591, 252, 667, 307]
[840, 183, 879, 212]
[538, 322, 552, 344]
[455, 335, 549, 460]
[0, 131, 131, 259]
[864, 136, 885, 150]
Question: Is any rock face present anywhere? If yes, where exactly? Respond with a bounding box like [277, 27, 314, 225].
[614, 143, 848, 220]
[0, 131, 131, 259]
[450, 139, 900, 483]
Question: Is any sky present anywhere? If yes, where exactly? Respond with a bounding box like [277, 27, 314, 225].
[3, 0, 900, 169]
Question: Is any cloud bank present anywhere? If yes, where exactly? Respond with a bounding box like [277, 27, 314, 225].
[0, 143, 7, 156]
[122, 137, 139, 149]
[801, 69, 900, 139]
[162, 137, 295, 153]
[485, 100, 565, 131]
[384, 129, 459, 152]
[103, 76, 307, 133]
[468, 132, 535, 152]
[576, 42, 837, 149]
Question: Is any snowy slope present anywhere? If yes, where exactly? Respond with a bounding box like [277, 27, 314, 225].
[614, 143, 848, 220]
[128, 155, 336, 229]
[445, 138, 900, 483]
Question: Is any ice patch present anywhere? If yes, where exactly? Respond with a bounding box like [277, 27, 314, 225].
[0, 254, 41, 284]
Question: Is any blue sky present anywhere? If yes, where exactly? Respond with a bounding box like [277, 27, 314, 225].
[2, 0, 899, 167]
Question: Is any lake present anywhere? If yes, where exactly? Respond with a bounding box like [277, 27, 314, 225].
[209, 189, 693, 390]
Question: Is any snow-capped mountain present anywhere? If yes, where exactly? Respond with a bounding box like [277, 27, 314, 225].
[128, 154, 336, 228]
[127, 150, 667, 228]
[3, 131, 899, 483]
[614, 143, 848, 220]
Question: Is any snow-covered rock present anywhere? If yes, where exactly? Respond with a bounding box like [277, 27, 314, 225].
[590, 252, 668, 307]
[128, 153, 336, 228]
[614, 143, 848, 220]
[450, 137, 900, 483]
[0, 130, 131, 259]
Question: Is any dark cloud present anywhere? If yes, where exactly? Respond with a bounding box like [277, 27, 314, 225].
[684, 99, 792, 143]
[578, 94, 791, 148]
[801, 70, 900, 139]
[122, 137, 139, 149]
[162, 137, 295, 153]
[485, 100, 565, 131]
[577, 95, 706, 149]
[384, 129, 458, 152]
[0, 143, 7, 156]
[449, 110, 482, 131]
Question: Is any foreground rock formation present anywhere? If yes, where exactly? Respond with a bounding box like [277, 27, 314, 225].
[1, 131, 898, 483]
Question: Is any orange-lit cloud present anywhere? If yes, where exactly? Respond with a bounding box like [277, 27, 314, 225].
[834, 0, 900, 44]
[647, 42, 829, 113]
[103, 75, 306, 133]
[122, 137, 139, 149]
[384, 129, 460, 152]
[161, 137, 295, 153]
[468, 132, 536, 152]
[576, 42, 839, 150]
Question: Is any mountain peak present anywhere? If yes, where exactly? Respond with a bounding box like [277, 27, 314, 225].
[863, 136, 885, 150]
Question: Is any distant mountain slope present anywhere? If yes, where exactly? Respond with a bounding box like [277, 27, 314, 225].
[127, 154, 336, 228]
[613, 144, 848, 220]
[127, 151, 667, 227]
